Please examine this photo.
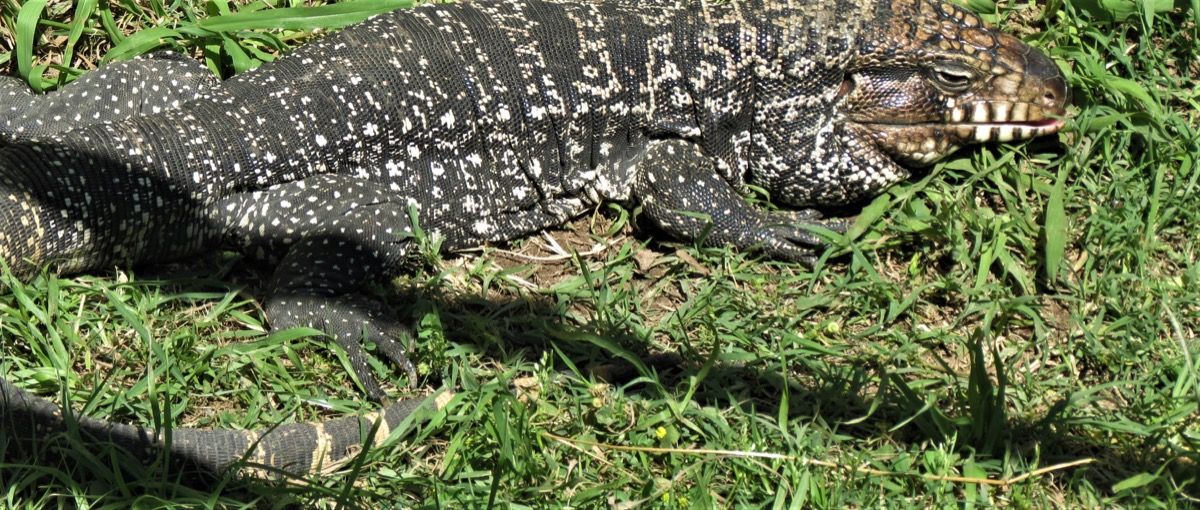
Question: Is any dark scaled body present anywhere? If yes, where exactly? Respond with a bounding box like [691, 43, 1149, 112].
[0, 0, 1067, 480]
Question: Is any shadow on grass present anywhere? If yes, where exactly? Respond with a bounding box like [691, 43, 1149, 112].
[671, 338, 1198, 499]
[411, 275, 1198, 501]
[4, 224, 1196, 503]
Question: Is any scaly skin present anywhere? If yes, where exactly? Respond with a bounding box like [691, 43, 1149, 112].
[0, 0, 1067, 481]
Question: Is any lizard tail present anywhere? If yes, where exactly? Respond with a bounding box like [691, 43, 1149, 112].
[0, 377, 450, 481]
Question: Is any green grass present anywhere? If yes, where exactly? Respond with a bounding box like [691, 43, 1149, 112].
[1, 0, 1198, 507]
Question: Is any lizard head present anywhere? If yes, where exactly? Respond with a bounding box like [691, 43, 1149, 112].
[840, 0, 1069, 167]
[743, 0, 1068, 207]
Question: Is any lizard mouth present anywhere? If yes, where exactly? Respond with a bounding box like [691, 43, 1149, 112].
[941, 100, 1067, 142]
[861, 115, 1066, 141]
[857, 117, 1066, 166]
[941, 117, 1065, 143]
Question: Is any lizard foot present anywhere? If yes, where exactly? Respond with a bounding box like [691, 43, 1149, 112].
[633, 139, 851, 266]
[220, 176, 424, 403]
[266, 293, 417, 403]
[743, 210, 851, 264]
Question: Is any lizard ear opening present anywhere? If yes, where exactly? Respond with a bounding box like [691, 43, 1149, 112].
[837, 77, 855, 98]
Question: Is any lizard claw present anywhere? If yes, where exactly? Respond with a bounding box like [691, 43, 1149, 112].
[371, 315, 420, 389]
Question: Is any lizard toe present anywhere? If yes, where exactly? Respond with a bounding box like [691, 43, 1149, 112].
[768, 210, 853, 236]
[364, 314, 419, 389]
[758, 237, 818, 263]
[777, 208, 825, 223]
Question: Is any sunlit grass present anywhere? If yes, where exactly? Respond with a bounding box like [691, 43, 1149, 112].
[0, 0, 1196, 507]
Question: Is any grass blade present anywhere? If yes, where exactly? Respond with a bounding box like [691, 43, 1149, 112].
[60, 0, 99, 81]
[14, 0, 50, 88]
[1043, 164, 1068, 283]
[196, 0, 416, 32]
[100, 26, 185, 63]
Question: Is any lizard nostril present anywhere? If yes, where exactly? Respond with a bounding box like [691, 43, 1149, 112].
[1040, 78, 1070, 113]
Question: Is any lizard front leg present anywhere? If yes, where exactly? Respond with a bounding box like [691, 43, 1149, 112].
[632, 139, 847, 263]
[215, 174, 420, 402]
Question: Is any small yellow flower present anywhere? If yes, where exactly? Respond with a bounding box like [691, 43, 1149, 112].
[655, 426, 668, 439]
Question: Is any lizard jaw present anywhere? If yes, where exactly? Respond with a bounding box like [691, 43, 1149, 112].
[859, 116, 1066, 166]
[951, 117, 1066, 143]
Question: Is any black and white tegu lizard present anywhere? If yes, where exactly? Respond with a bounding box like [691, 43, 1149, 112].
[0, 0, 1067, 480]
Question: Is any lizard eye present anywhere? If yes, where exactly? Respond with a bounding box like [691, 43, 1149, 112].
[928, 63, 975, 93]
